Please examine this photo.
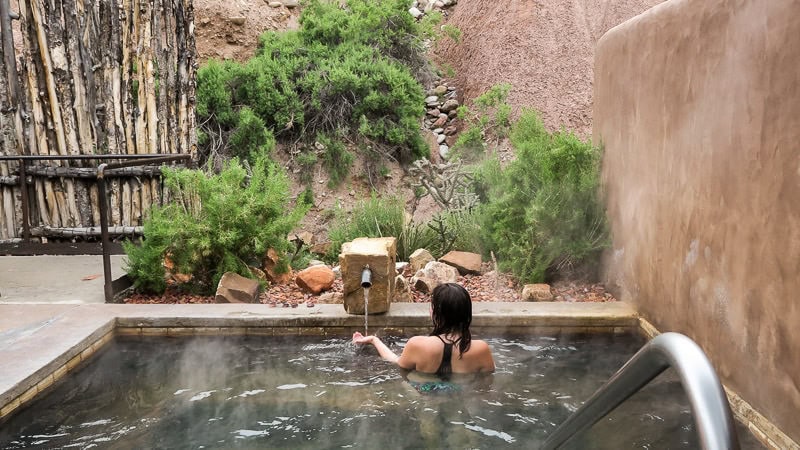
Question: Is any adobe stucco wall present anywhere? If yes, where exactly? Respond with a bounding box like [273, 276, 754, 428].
[594, 0, 800, 442]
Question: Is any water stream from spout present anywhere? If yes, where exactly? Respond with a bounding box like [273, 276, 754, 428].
[363, 287, 369, 335]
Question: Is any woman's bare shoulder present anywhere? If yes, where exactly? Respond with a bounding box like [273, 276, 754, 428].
[405, 335, 437, 348]
[470, 339, 492, 350]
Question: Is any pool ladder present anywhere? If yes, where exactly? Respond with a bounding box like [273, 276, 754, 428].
[542, 332, 740, 450]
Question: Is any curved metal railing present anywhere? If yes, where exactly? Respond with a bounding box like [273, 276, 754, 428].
[542, 332, 740, 450]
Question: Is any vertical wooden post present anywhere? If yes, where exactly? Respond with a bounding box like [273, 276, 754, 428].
[97, 164, 113, 302]
[18, 159, 30, 241]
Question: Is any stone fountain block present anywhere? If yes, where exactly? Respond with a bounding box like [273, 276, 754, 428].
[339, 237, 397, 315]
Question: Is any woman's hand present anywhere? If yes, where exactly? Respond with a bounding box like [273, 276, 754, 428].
[352, 331, 375, 345]
[352, 332, 401, 364]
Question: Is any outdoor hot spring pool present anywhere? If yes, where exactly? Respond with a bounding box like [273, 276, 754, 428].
[0, 333, 764, 449]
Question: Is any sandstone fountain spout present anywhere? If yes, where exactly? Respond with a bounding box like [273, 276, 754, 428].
[339, 237, 396, 315]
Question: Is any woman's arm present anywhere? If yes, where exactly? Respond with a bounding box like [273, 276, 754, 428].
[353, 332, 417, 370]
[352, 332, 399, 363]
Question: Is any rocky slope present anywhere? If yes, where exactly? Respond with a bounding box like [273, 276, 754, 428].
[434, 0, 665, 137]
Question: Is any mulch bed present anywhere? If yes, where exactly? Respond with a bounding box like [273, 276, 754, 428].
[123, 269, 616, 305]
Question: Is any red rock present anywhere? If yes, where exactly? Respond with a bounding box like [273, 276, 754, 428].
[295, 265, 335, 294]
[439, 251, 482, 275]
[215, 272, 260, 303]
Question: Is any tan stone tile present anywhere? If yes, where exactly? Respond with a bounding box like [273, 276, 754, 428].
[140, 327, 171, 336]
[297, 327, 327, 336]
[80, 346, 96, 361]
[115, 327, 142, 336]
[215, 327, 247, 336]
[17, 387, 38, 405]
[192, 327, 222, 335]
[35, 374, 55, 393]
[272, 327, 301, 336]
[52, 364, 69, 381]
[65, 354, 83, 372]
[246, 327, 274, 336]
[0, 397, 21, 419]
[166, 328, 197, 336]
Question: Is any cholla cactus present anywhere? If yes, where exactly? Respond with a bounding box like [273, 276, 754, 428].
[409, 159, 479, 210]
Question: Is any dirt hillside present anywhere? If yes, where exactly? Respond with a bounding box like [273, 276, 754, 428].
[434, 0, 665, 137]
[188, 0, 667, 238]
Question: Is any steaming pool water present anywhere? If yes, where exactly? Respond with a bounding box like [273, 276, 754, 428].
[0, 332, 764, 449]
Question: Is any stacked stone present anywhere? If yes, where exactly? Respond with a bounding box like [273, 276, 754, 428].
[423, 81, 460, 160]
[408, 0, 457, 19]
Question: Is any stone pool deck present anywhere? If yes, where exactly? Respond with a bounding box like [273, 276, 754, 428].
[0, 301, 639, 421]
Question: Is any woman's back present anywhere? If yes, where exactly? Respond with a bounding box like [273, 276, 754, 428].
[398, 335, 494, 374]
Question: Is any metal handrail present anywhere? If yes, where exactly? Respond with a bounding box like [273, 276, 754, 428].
[542, 332, 740, 450]
[0, 153, 191, 301]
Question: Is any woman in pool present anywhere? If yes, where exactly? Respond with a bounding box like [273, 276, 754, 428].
[352, 282, 495, 376]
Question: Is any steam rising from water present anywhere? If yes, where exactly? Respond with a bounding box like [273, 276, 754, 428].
[0, 333, 766, 449]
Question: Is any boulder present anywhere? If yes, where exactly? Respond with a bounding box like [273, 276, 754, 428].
[319, 292, 344, 304]
[282, 0, 299, 8]
[440, 99, 460, 112]
[409, 248, 434, 273]
[310, 241, 332, 255]
[439, 251, 482, 275]
[411, 261, 459, 293]
[215, 272, 260, 303]
[395, 261, 409, 274]
[522, 284, 554, 302]
[394, 275, 413, 302]
[263, 248, 292, 284]
[296, 265, 335, 294]
[411, 275, 437, 294]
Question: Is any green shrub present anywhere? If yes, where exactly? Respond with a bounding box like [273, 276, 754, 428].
[229, 107, 275, 160]
[476, 110, 608, 283]
[195, 0, 429, 169]
[124, 158, 308, 294]
[196, 59, 240, 127]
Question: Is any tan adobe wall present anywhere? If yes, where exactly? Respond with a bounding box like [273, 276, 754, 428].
[594, 0, 800, 442]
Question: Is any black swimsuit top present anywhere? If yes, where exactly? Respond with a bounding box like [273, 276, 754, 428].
[435, 335, 459, 378]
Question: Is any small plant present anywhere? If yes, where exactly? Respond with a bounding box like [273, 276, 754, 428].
[441, 24, 462, 43]
[325, 196, 437, 262]
[426, 207, 482, 257]
[124, 158, 308, 294]
[318, 134, 354, 187]
[439, 63, 456, 79]
[452, 83, 513, 161]
[299, 186, 315, 206]
[296, 150, 319, 184]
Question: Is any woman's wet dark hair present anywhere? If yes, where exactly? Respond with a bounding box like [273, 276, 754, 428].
[429, 283, 472, 357]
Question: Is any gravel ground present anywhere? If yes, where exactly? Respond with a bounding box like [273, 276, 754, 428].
[124, 269, 615, 305]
